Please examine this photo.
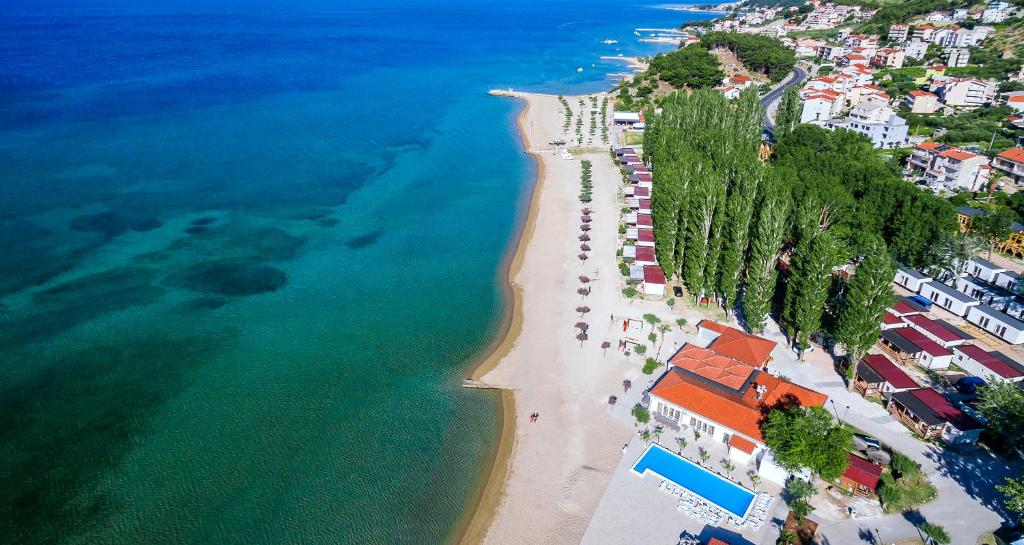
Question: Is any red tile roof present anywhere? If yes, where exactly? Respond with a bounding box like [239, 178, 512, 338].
[634, 187, 650, 198]
[643, 265, 666, 285]
[883, 312, 903, 326]
[939, 149, 976, 161]
[909, 90, 936, 98]
[998, 147, 1024, 164]
[637, 229, 654, 243]
[905, 314, 971, 343]
[861, 354, 919, 389]
[843, 454, 883, 490]
[636, 214, 653, 227]
[650, 368, 826, 443]
[669, 344, 756, 390]
[728, 434, 756, 454]
[905, 388, 980, 430]
[639, 199, 651, 209]
[699, 320, 777, 368]
[954, 344, 1024, 379]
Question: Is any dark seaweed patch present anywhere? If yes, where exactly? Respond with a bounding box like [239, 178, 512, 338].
[345, 230, 382, 249]
[166, 259, 286, 296]
[318, 218, 339, 227]
[69, 211, 129, 238]
[183, 225, 208, 235]
[190, 216, 217, 226]
[288, 208, 334, 221]
[182, 296, 230, 311]
[130, 218, 162, 232]
[0, 335, 224, 544]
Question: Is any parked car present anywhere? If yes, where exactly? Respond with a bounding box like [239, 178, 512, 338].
[673, 286, 683, 298]
[956, 376, 987, 395]
[855, 433, 881, 451]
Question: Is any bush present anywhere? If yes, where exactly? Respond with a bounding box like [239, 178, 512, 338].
[618, 262, 630, 276]
[642, 358, 660, 375]
[623, 286, 638, 298]
[632, 403, 650, 424]
[889, 451, 920, 478]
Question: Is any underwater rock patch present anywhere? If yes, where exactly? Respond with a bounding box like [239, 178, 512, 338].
[166, 259, 287, 297]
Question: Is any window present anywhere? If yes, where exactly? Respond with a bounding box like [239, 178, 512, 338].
[688, 416, 715, 436]
[659, 403, 681, 422]
[997, 325, 1008, 337]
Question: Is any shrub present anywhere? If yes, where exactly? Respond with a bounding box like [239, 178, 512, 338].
[623, 286, 638, 298]
[642, 358, 660, 375]
[632, 403, 650, 424]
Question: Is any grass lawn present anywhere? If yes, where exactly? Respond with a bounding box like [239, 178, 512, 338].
[623, 132, 644, 146]
[977, 532, 997, 545]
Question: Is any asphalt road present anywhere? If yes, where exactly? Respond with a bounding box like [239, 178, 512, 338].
[761, 65, 807, 136]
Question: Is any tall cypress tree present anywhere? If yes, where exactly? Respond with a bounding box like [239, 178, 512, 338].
[742, 173, 790, 333]
[774, 86, 801, 138]
[836, 236, 897, 388]
[652, 157, 685, 276]
[717, 155, 763, 313]
[784, 231, 839, 360]
[682, 160, 721, 300]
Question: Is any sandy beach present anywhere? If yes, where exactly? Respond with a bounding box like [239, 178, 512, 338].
[458, 91, 647, 545]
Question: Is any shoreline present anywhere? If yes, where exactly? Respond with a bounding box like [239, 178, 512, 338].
[451, 98, 543, 545]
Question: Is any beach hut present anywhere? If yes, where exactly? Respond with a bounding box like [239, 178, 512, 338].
[629, 172, 653, 184]
[619, 154, 641, 165]
[642, 265, 666, 296]
[636, 229, 655, 247]
[635, 246, 657, 266]
[965, 257, 1006, 283]
[881, 312, 907, 330]
[625, 227, 638, 240]
[625, 197, 640, 209]
[918, 281, 979, 317]
[887, 388, 983, 444]
[879, 328, 953, 369]
[965, 304, 1024, 344]
[615, 147, 636, 156]
[838, 455, 883, 498]
[625, 163, 648, 174]
[904, 314, 973, 348]
[727, 435, 756, 466]
[894, 267, 932, 293]
[633, 187, 650, 199]
[952, 344, 1024, 383]
[636, 214, 653, 228]
[889, 296, 928, 318]
[638, 199, 651, 214]
[613, 111, 642, 125]
[624, 212, 637, 225]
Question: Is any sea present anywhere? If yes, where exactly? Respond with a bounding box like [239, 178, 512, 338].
[0, 2, 714, 543]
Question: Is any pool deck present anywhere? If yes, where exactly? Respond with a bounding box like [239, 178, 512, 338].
[580, 439, 787, 545]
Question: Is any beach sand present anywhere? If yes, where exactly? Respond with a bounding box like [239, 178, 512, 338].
[459, 92, 637, 545]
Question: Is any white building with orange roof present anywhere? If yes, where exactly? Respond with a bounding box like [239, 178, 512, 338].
[800, 90, 845, 123]
[872, 47, 905, 68]
[847, 85, 891, 107]
[1005, 92, 1024, 112]
[909, 142, 992, 191]
[902, 90, 941, 113]
[993, 147, 1024, 184]
[913, 24, 937, 41]
[934, 77, 997, 108]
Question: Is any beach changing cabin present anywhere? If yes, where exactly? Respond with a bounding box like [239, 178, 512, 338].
[636, 229, 655, 247]
[634, 246, 657, 266]
[894, 267, 932, 293]
[839, 455, 883, 498]
[879, 328, 953, 369]
[918, 281, 979, 317]
[904, 314, 973, 348]
[952, 344, 1024, 383]
[955, 275, 1016, 308]
[993, 269, 1021, 291]
[965, 304, 1024, 344]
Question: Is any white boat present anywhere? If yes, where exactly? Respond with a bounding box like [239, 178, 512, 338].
[576, 67, 584, 72]
[601, 39, 618, 44]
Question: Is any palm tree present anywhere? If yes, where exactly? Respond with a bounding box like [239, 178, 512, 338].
[777, 530, 796, 545]
[642, 313, 661, 331]
[640, 428, 652, 444]
[676, 317, 687, 331]
[675, 436, 687, 454]
[653, 425, 664, 444]
[656, 323, 672, 358]
[920, 522, 950, 544]
[622, 379, 631, 392]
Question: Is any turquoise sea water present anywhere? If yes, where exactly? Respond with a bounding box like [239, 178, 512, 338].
[0, 2, 713, 543]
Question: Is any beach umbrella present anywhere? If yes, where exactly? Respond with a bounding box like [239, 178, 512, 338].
[579, 275, 591, 283]
[580, 224, 591, 231]
[579, 234, 590, 241]
[581, 215, 592, 223]
[576, 306, 590, 315]
[622, 379, 632, 392]
[582, 207, 592, 214]
[576, 332, 588, 344]
[601, 341, 611, 355]
[608, 395, 617, 406]
[574, 321, 588, 330]
[578, 253, 588, 261]
[577, 287, 590, 298]
[580, 243, 591, 251]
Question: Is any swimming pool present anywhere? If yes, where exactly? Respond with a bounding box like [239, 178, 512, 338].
[631, 443, 754, 518]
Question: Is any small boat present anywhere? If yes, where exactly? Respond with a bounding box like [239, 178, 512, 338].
[576, 67, 584, 72]
[601, 39, 618, 44]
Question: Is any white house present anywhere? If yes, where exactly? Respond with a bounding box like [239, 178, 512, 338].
[952, 344, 1024, 383]
[895, 267, 932, 293]
[965, 257, 1006, 282]
[993, 270, 1021, 291]
[801, 91, 845, 123]
[966, 304, 1024, 344]
[905, 314, 974, 348]
[955, 275, 1016, 308]
[919, 282, 980, 317]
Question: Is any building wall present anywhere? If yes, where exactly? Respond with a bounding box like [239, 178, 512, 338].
[965, 306, 1024, 344]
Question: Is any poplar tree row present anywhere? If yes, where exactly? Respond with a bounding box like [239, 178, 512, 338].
[647, 88, 906, 354]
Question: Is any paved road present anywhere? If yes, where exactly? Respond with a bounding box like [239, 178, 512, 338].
[761, 65, 807, 136]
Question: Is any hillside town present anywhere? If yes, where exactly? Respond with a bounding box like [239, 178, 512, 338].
[587, 1, 1024, 544]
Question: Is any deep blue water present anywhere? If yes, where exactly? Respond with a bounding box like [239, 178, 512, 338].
[0, 2, 713, 544]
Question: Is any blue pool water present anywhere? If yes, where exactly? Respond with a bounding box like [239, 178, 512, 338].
[632, 444, 754, 517]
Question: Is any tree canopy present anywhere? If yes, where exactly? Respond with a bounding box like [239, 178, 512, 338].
[700, 31, 796, 82]
[977, 381, 1024, 451]
[762, 405, 853, 481]
[649, 45, 725, 89]
[835, 236, 897, 379]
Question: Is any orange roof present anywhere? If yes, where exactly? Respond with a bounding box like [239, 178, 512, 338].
[1009, 96, 1024, 103]
[939, 149, 976, 160]
[650, 368, 826, 442]
[668, 344, 755, 389]
[728, 434, 756, 454]
[708, 539, 731, 545]
[999, 147, 1024, 164]
[700, 320, 777, 367]
[917, 142, 941, 150]
[909, 90, 936, 98]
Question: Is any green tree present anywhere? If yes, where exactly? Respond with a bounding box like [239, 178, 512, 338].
[717, 154, 763, 313]
[763, 406, 853, 481]
[997, 476, 1024, 519]
[920, 522, 950, 544]
[742, 174, 790, 333]
[974, 207, 1016, 258]
[774, 86, 801, 137]
[649, 45, 725, 89]
[835, 236, 897, 389]
[632, 403, 650, 425]
[977, 381, 1024, 450]
[783, 231, 838, 358]
[643, 313, 662, 330]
